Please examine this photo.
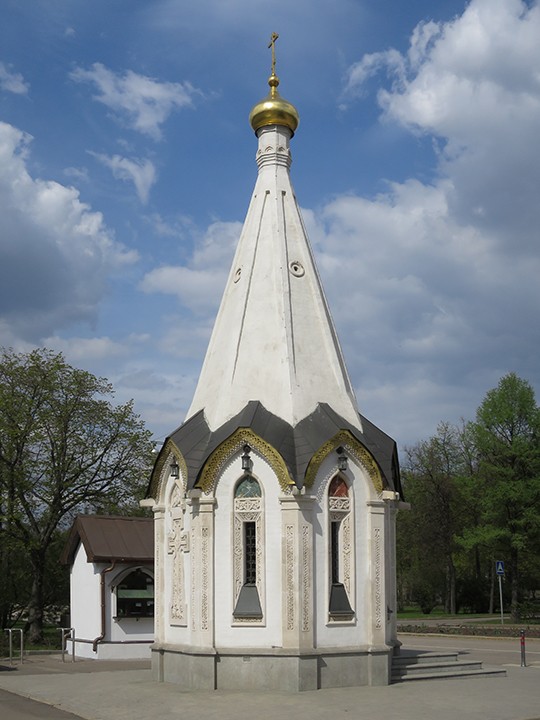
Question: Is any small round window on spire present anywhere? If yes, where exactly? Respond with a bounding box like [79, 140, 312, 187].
[289, 261, 305, 277]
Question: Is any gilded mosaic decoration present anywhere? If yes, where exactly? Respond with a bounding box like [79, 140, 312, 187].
[304, 430, 383, 494]
[197, 428, 293, 494]
[148, 439, 188, 502]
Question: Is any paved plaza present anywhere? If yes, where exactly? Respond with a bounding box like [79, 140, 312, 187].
[0, 635, 539, 720]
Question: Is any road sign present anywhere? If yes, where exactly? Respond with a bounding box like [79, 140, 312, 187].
[496, 560, 505, 576]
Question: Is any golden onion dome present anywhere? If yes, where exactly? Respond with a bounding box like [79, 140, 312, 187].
[249, 72, 300, 136]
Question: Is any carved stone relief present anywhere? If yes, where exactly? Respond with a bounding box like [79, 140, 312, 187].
[201, 526, 209, 631]
[168, 483, 187, 625]
[286, 524, 295, 631]
[301, 524, 311, 632]
[374, 527, 382, 629]
[342, 514, 352, 597]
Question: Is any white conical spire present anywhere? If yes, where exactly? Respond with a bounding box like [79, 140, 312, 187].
[186, 68, 362, 433]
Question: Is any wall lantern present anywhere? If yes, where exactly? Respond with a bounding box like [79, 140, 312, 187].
[170, 459, 180, 479]
[336, 446, 348, 472]
[241, 444, 252, 472]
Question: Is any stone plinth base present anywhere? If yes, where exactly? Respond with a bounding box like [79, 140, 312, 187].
[68, 640, 152, 660]
[151, 644, 391, 691]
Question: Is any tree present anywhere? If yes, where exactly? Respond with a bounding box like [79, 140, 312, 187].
[469, 373, 540, 622]
[0, 348, 154, 642]
[399, 423, 468, 613]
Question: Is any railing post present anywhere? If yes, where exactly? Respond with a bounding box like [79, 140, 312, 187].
[520, 629, 526, 667]
[4, 628, 23, 665]
[60, 627, 76, 663]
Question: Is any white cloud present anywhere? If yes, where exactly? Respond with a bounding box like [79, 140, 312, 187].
[144, 213, 195, 238]
[0, 62, 29, 95]
[90, 152, 157, 204]
[140, 220, 241, 313]
[342, 49, 405, 104]
[312, 178, 540, 443]
[344, 0, 540, 247]
[44, 335, 127, 361]
[64, 166, 89, 183]
[0, 121, 138, 343]
[326, 0, 540, 442]
[70, 63, 200, 140]
[115, 365, 200, 439]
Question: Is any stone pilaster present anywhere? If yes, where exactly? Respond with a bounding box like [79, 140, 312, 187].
[367, 499, 386, 647]
[152, 504, 166, 644]
[279, 494, 315, 650]
[384, 497, 398, 648]
[188, 493, 216, 649]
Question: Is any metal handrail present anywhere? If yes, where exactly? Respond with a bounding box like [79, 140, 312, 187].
[4, 628, 24, 665]
[60, 627, 75, 662]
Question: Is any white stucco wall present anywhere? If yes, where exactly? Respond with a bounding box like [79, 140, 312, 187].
[70, 543, 101, 644]
[69, 542, 153, 659]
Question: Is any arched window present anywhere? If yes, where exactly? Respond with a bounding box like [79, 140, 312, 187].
[235, 475, 262, 499]
[116, 569, 154, 618]
[328, 475, 354, 620]
[232, 475, 263, 621]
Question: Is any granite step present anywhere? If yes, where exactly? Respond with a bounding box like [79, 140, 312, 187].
[392, 650, 507, 683]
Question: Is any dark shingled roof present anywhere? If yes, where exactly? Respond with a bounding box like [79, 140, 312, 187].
[150, 401, 402, 498]
[60, 515, 154, 566]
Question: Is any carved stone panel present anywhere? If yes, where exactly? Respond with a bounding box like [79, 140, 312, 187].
[168, 484, 187, 625]
[374, 527, 382, 630]
[301, 524, 311, 632]
[285, 524, 295, 631]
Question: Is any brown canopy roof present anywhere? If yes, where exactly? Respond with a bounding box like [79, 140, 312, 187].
[61, 515, 154, 566]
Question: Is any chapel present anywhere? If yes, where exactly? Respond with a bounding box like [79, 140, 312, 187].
[143, 35, 405, 691]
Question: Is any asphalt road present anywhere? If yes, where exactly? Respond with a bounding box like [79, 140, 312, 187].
[0, 689, 82, 720]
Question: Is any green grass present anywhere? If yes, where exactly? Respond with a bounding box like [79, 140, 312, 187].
[398, 606, 500, 621]
[396, 606, 540, 625]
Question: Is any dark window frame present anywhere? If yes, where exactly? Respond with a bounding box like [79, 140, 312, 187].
[115, 568, 154, 619]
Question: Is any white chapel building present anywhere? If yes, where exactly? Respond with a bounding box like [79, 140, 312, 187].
[143, 40, 405, 691]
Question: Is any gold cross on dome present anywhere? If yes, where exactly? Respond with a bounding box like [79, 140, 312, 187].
[268, 32, 279, 75]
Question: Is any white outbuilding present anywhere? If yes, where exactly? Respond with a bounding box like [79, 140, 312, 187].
[144, 40, 405, 691]
[61, 515, 154, 659]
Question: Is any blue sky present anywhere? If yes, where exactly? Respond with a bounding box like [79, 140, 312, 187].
[1, 0, 539, 450]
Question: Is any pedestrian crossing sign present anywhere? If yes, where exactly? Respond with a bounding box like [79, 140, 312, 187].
[496, 560, 505, 576]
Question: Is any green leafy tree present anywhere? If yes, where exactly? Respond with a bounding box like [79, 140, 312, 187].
[399, 423, 467, 613]
[0, 348, 154, 642]
[0, 531, 30, 629]
[468, 373, 540, 622]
